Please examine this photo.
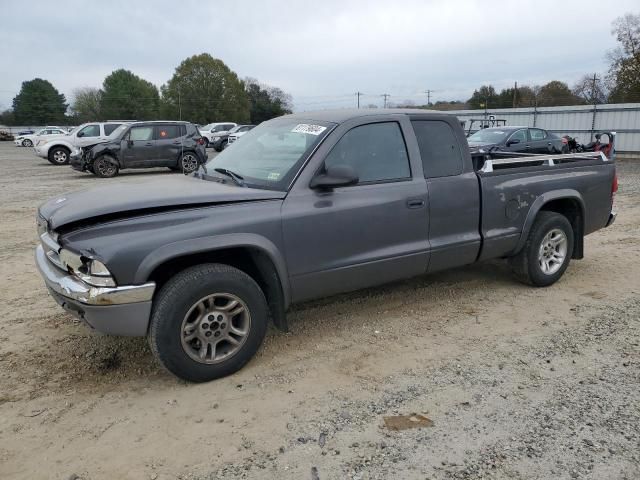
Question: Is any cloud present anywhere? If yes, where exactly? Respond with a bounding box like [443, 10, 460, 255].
[0, 0, 636, 112]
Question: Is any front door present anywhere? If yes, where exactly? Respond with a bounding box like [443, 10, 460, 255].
[282, 120, 429, 302]
[505, 128, 530, 153]
[121, 125, 156, 168]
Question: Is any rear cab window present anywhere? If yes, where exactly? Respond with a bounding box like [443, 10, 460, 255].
[155, 124, 183, 140]
[411, 120, 463, 178]
[104, 123, 122, 136]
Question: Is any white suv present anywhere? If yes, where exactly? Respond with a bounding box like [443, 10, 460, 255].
[198, 122, 237, 148]
[35, 122, 127, 165]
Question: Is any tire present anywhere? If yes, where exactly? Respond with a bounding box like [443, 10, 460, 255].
[203, 138, 209, 148]
[149, 264, 269, 382]
[93, 155, 119, 178]
[510, 211, 574, 287]
[47, 146, 70, 165]
[180, 152, 199, 174]
[22, 139, 33, 147]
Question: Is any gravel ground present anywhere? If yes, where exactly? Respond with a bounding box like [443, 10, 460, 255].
[0, 143, 638, 480]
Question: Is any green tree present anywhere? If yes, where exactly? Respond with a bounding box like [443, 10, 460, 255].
[161, 53, 250, 124]
[100, 69, 159, 120]
[12, 78, 67, 125]
[607, 13, 640, 103]
[467, 85, 499, 109]
[0, 109, 16, 126]
[536, 80, 581, 106]
[244, 78, 292, 124]
[71, 87, 102, 122]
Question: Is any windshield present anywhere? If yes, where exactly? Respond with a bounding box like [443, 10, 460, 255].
[206, 117, 333, 190]
[468, 129, 510, 143]
[200, 123, 216, 131]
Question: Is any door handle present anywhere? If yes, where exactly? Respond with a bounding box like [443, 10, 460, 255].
[406, 199, 425, 209]
[145, 143, 153, 146]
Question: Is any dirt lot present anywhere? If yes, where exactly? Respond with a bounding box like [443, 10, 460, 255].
[0, 142, 638, 480]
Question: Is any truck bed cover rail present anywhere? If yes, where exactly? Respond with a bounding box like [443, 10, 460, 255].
[480, 152, 609, 173]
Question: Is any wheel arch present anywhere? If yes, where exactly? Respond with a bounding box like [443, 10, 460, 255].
[136, 235, 291, 331]
[515, 190, 585, 259]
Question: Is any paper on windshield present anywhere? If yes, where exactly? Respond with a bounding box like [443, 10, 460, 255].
[291, 124, 327, 136]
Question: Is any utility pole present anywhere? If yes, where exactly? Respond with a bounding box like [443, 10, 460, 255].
[178, 85, 182, 121]
[382, 93, 390, 108]
[590, 73, 599, 141]
[424, 90, 433, 106]
[356, 91, 363, 109]
[512, 81, 518, 108]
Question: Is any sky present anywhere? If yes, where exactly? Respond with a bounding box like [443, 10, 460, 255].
[0, 0, 637, 112]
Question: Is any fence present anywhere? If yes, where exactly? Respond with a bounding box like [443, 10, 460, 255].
[448, 103, 640, 153]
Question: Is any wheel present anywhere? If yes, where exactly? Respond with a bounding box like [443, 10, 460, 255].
[22, 139, 33, 147]
[148, 264, 269, 382]
[215, 140, 228, 152]
[93, 155, 119, 178]
[510, 211, 574, 287]
[180, 152, 199, 174]
[47, 146, 70, 165]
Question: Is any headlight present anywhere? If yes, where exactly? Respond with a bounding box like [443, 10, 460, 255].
[59, 248, 116, 287]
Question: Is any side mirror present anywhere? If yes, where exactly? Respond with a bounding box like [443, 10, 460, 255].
[310, 165, 359, 190]
[507, 138, 520, 146]
[77, 131, 84, 137]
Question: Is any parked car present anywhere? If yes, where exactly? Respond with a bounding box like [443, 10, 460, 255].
[35, 109, 616, 382]
[225, 125, 256, 148]
[198, 122, 237, 149]
[467, 126, 566, 156]
[14, 126, 67, 147]
[0, 130, 14, 141]
[35, 122, 128, 165]
[70, 121, 207, 177]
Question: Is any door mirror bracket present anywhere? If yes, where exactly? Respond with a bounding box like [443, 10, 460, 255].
[310, 165, 359, 190]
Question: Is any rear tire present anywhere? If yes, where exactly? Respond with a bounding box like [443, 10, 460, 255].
[93, 155, 119, 178]
[510, 211, 574, 287]
[148, 264, 269, 382]
[48, 146, 70, 165]
[180, 152, 199, 174]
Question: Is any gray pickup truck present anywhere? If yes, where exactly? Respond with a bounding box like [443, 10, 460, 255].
[35, 109, 617, 382]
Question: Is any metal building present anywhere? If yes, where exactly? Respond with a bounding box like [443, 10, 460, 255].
[448, 103, 640, 153]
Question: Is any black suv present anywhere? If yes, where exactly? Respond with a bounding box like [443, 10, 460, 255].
[71, 121, 207, 177]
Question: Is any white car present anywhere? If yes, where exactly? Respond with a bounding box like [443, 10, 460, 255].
[225, 124, 256, 148]
[34, 122, 127, 165]
[198, 122, 236, 148]
[14, 126, 68, 147]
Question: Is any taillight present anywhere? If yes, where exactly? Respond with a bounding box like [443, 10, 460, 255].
[562, 137, 568, 144]
[612, 172, 618, 194]
[197, 137, 205, 145]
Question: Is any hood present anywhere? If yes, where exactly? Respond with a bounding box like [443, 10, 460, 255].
[39, 175, 286, 230]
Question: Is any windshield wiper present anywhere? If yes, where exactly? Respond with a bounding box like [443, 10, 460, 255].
[214, 167, 245, 187]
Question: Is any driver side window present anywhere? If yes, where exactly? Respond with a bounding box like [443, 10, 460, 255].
[78, 124, 100, 137]
[510, 129, 527, 143]
[324, 122, 410, 184]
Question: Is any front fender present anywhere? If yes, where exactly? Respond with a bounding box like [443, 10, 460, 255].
[134, 233, 291, 307]
[513, 189, 585, 254]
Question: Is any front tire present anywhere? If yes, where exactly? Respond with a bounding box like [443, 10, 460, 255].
[93, 155, 119, 178]
[48, 146, 70, 165]
[148, 264, 269, 382]
[22, 139, 33, 147]
[510, 211, 574, 287]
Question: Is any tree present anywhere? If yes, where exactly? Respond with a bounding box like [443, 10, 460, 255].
[0, 109, 15, 126]
[161, 53, 250, 124]
[572, 75, 607, 104]
[536, 80, 581, 106]
[71, 87, 102, 122]
[243, 78, 292, 124]
[100, 69, 159, 120]
[467, 85, 499, 109]
[607, 13, 640, 103]
[12, 78, 67, 125]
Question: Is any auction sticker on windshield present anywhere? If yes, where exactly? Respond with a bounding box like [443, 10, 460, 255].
[291, 124, 327, 135]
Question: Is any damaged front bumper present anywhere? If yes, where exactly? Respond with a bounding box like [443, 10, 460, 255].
[35, 245, 155, 336]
